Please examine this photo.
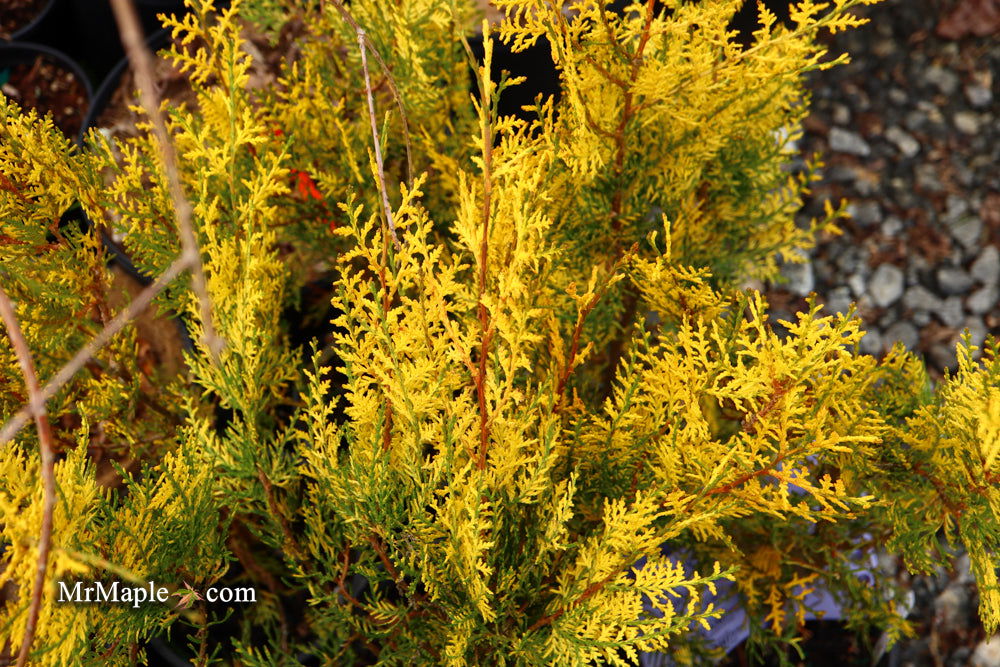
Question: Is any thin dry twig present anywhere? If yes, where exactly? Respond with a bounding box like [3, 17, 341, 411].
[472, 28, 494, 471]
[0, 286, 57, 667]
[324, 0, 414, 188]
[0, 255, 189, 445]
[108, 0, 223, 361]
[357, 28, 401, 250]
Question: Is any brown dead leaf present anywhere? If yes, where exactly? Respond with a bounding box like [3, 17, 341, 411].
[936, 0, 1000, 39]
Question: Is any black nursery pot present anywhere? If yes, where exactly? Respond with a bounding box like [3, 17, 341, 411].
[61, 0, 190, 90]
[2, 0, 58, 42]
[0, 40, 93, 138]
[76, 26, 170, 147]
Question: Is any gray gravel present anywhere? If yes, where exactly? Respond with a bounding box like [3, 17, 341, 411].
[761, 0, 1000, 664]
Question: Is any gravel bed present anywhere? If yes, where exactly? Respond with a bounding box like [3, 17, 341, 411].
[762, 0, 1000, 665]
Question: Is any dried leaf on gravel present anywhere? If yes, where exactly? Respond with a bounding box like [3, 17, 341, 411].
[936, 0, 1000, 39]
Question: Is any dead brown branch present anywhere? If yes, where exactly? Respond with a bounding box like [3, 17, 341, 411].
[0, 255, 190, 445]
[0, 286, 57, 667]
[324, 0, 414, 188]
[356, 28, 401, 250]
[108, 0, 223, 361]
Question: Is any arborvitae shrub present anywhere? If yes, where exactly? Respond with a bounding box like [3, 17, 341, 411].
[1, 0, 998, 664]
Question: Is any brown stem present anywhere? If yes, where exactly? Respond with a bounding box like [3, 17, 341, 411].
[369, 534, 409, 597]
[324, 0, 414, 187]
[357, 28, 400, 250]
[554, 288, 606, 413]
[0, 286, 57, 667]
[0, 254, 190, 445]
[381, 397, 394, 452]
[911, 461, 967, 517]
[526, 569, 620, 633]
[257, 468, 306, 561]
[337, 547, 366, 609]
[108, 0, 223, 361]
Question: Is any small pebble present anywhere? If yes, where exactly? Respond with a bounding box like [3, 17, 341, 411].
[916, 163, 944, 193]
[971, 246, 1000, 285]
[954, 111, 980, 135]
[949, 216, 983, 251]
[781, 260, 815, 297]
[917, 99, 945, 123]
[860, 328, 883, 355]
[885, 125, 920, 158]
[937, 266, 974, 295]
[825, 286, 853, 316]
[924, 65, 960, 96]
[904, 285, 944, 312]
[832, 103, 851, 125]
[869, 264, 906, 307]
[934, 586, 971, 631]
[955, 553, 975, 585]
[847, 200, 882, 227]
[965, 84, 993, 109]
[904, 109, 928, 132]
[829, 127, 871, 157]
[881, 216, 904, 237]
[972, 636, 1000, 667]
[836, 246, 869, 275]
[967, 284, 999, 315]
[848, 273, 866, 298]
[884, 321, 919, 350]
[939, 296, 965, 328]
[945, 194, 970, 223]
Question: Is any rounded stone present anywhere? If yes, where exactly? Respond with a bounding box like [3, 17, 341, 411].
[924, 65, 959, 96]
[884, 321, 919, 350]
[934, 586, 971, 631]
[885, 125, 920, 158]
[936, 266, 974, 295]
[904, 285, 944, 312]
[847, 200, 882, 227]
[781, 260, 815, 297]
[869, 264, 906, 308]
[954, 111, 980, 135]
[938, 296, 965, 329]
[967, 284, 999, 315]
[829, 127, 871, 157]
[860, 328, 883, 355]
[965, 84, 993, 109]
[949, 216, 983, 252]
[971, 246, 1000, 285]
[972, 636, 1000, 667]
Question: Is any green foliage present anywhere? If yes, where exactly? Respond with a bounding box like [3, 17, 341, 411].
[2, 0, 998, 664]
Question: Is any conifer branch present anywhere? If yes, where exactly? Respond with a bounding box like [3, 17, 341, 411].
[108, 0, 223, 363]
[0, 286, 57, 667]
[0, 255, 189, 445]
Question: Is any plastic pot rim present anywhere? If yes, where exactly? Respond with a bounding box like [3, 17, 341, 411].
[0, 39, 95, 106]
[7, 0, 58, 42]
